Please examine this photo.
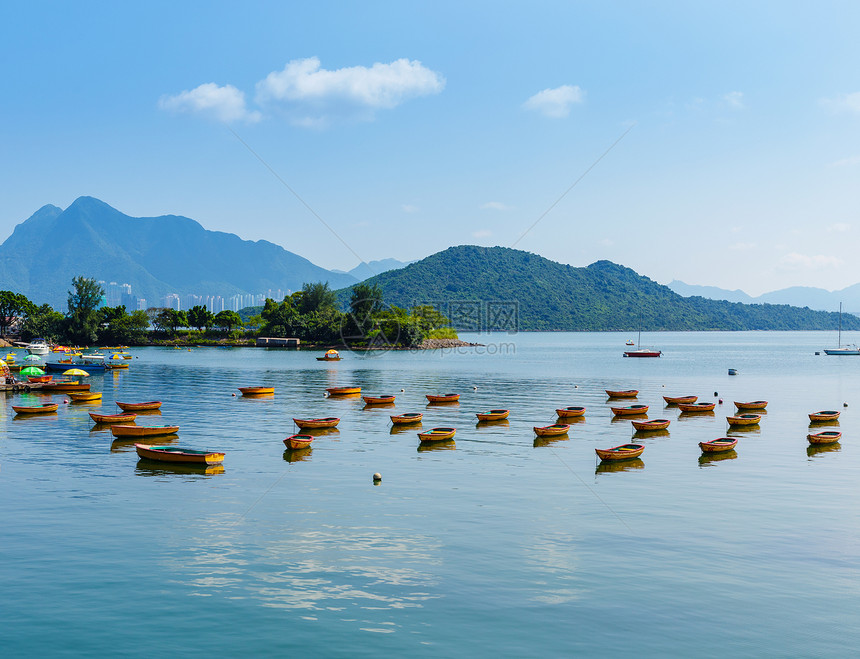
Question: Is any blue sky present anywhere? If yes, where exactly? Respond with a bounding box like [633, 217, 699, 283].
[3, 1, 860, 296]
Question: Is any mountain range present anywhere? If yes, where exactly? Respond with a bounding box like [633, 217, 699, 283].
[0, 197, 407, 308]
[343, 246, 859, 331]
[669, 280, 860, 315]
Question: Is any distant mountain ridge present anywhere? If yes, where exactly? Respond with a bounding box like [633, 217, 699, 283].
[669, 280, 860, 315]
[0, 196, 359, 308]
[341, 245, 859, 331]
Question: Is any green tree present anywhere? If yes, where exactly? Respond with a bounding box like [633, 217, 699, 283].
[0, 290, 35, 335]
[154, 308, 187, 336]
[187, 305, 214, 331]
[214, 310, 242, 335]
[67, 277, 105, 344]
[348, 282, 385, 336]
[20, 304, 66, 342]
[98, 306, 150, 344]
[296, 282, 337, 315]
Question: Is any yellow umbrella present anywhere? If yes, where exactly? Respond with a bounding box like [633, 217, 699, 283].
[63, 368, 90, 377]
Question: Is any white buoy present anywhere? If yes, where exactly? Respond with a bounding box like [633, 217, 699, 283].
[373, 472, 382, 482]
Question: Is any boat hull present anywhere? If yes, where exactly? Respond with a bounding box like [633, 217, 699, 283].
[555, 406, 586, 418]
[418, 427, 456, 442]
[663, 395, 698, 405]
[631, 419, 670, 431]
[426, 393, 460, 403]
[807, 431, 842, 445]
[135, 444, 224, 464]
[238, 387, 274, 395]
[699, 438, 739, 453]
[13, 403, 59, 414]
[283, 434, 314, 450]
[89, 412, 137, 424]
[727, 414, 761, 426]
[809, 411, 840, 422]
[111, 425, 179, 438]
[605, 390, 638, 398]
[40, 382, 91, 392]
[293, 417, 340, 429]
[595, 444, 645, 461]
[116, 401, 162, 411]
[678, 402, 716, 413]
[69, 392, 102, 402]
[611, 405, 649, 416]
[326, 387, 361, 396]
[534, 424, 570, 437]
[363, 395, 396, 405]
[476, 409, 510, 421]
[391, 413, 423, 424]
[623, 350, 662, 358]
[734, 401, 768, 411]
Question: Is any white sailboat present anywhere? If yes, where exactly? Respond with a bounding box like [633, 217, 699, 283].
[823, 303, 859, 355]
[623, 317, 662, 357]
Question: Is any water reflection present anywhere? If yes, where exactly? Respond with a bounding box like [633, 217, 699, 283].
[135, 459, 225, 477]
[595, 458, 644, 474]
[475, 419, 510, 429]
[727, 426, 761, 437]
[698, 450, 738, 466]
[133, 409, 163, 416]
[807, 443, 841, 459]
[610, 414, 647, 424]
[678, 411, 716, 420]
[632, 429, 670, 440]
[300, 427, 340, 437]
[390, 423, 421, 435]
[282, 448, 313, 463]
[425, 401, 460, 407]
[417, 439, 455, 452]
[555, 416, 586, 426]
[111, 434, 179, 453]
[533, 435, 569, 448]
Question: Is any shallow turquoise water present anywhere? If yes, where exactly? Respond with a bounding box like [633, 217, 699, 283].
[2, 332, 859, 657]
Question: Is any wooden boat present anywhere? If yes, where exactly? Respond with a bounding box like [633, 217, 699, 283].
[135, 444, 224, 464]
[44, 361, 106, 372]
[326, 386, 361, 396]
[734, 400, 768, 411]
[12, 402, 59, 414]
[678, 402, 716, 413]
[631, 418, 671, 431]
[238, 386, 274, 395]
[363, 394, 396, 405]
[663, 395, 698, 405]
[823, 303, 860, 355]
[727, 413, 761, 426]
[611, 404, 649, 416]
[555, 406, 586, 418]
[116, 401, 162, 411]
[595, 443, 645, 461]
[293, 417, 340, 429]
[111, 424, 179, 438]
[390, 412, 423, 424]
[41, 382, 90, 392]
[809, 410, 840, 422]
[316, 349, 342, 361]
[283, 434, 314, 450]
[605, 389, 638, 398]
[69, 392, 102, 402]
[27, 375, 52, 383]
[418, 427, 456, 442]
[533, 423, 570, 437]
[807, 430, 842, 445]
[476, 409, 510, 421]
[89, 411, 137, 424]
[699, 437, 739, 453]
[105, 363, 129, 369]
[426, 393, 460, 403]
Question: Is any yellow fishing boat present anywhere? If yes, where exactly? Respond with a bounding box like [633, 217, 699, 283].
[734, 400, 768, 411]
[293, 417, 340, 429]
[326, 386, 361, 396]
[418, 427, 456, 442]
[363, 394, 396, 405]
[111, 424, 179, 438]
[533, 423, 570, 437]
[283, 434, 314, 450]
[699, 437, 738, 453]
[807, 430, 842, 445]
[89, 411, 137, 424]
[555, 406, 586, 418]
[426, 393, 460, 403]
[238, 386, 274, 396]
[69, 392, 102, 402]
[12, 402, 59, 414]
[605, 389, 638, 398]
[662, 395, 698, 405]
[631, 418, 670, 431]
[390, 412, 423, 424]
[611, 404, 649, 416]
[809, 410, 840, 422]
[476, 409, 510, 421]
[595, 443, 645, 461]
[727, 413, 761, 426]
[678, 402, 716, 413]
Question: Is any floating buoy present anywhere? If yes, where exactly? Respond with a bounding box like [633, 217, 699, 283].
[473, 386, 478, 390]
[373, 472, 382, 482]
[232, 393, 236, 396]
[64, 399, 69, 404]
[714, 392, 718, 397]
[400, 389, 404, 392]
[844, 402, 848, 407]
[814, 351, 820, 355]
[719, 399, 723, 404]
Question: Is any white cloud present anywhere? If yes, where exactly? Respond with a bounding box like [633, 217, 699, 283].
[472, 229, 492, 238]
[778, 252, 843, 270]
[523, 85, 584, 118]
[729, 242, 756, 250]
[481, 201, 510, 211]
[599, 238, 613, 246]
[820, 92, 860, 113]
[827, 222, 850, 232]
[829, 155, 860, 167]
[256, 57, 445, 114]
[723, 91, 744, 109]
[158, 83, 261, 123]
[401, 204, 419, 213]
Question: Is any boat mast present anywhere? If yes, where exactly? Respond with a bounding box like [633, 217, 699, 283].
[838, 302, 842, 348]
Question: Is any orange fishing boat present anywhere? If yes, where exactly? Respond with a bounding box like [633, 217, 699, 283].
[734, 400, 768, 411]
[326, 386, 361, 396]
[699, 437, 738, 453]
[135, 444, 224, 464]
[631, 418, 671, 431]
[533, 423, 570, 437]
[476, 409, 510, 421]
[89, 411, 137, 424]
[390, 412, 423, 424]
[238, 386, 274, 396]
[41, 382, 90, 392]
[595, 443, 645, 461]
[555, 406, 586, 418]
[316, 349, 342, 361]
[678, 402, 716, 413]
[426, 393, 460, 403]
[12, 402, 59, 414]
[663, 395, 698, 405]
[605, 389, 638, 398]
[111, 424, 179, 438]
[363, 394, 396, 405]
[726, 413, 761, 426]
[611, 404, 649, 416]
[807, 430, 842, 445]
[69, 392, 102, 402]
[116, 401, 162, 411]
[293, 417, 340, 429]
[809, 410, 840, 422]
[283, 434, 314, 450]
[418, 427, 456, 442]
[27, 375, 52, 383]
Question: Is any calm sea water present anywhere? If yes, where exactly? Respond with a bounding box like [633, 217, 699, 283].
[2, 332, 860, 657]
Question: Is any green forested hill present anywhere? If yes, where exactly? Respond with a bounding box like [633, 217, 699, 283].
[338, 245, 859, 331]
